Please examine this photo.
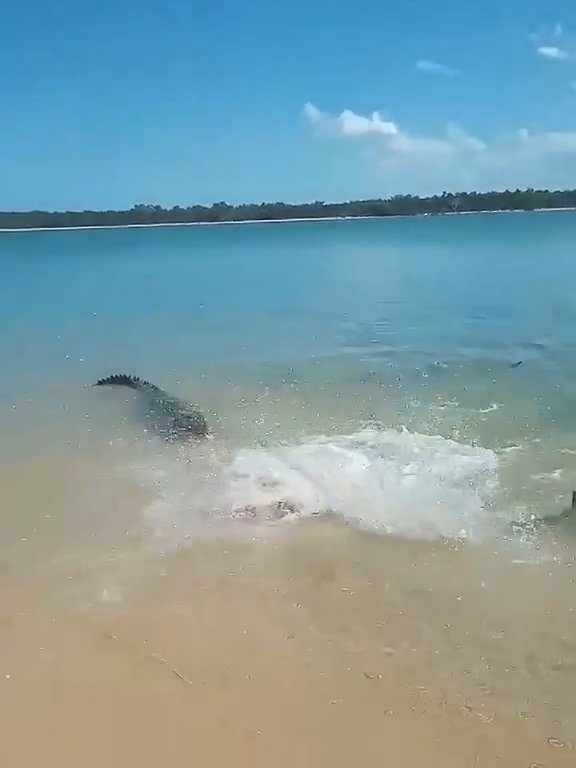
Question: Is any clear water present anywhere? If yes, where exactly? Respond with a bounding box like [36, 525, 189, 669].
[2, 212, 576, 556]
[4, 213, 576, 761]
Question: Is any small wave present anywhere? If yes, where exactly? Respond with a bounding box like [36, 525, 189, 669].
[130, 428, 501, 543]
[430, 398, 460, 412]
[501, 444, 523, 454]
[530, 468, 564, 482]
[474, 402, 503, 414]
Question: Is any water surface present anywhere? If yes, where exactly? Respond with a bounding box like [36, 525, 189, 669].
[1, 213, 575, 765]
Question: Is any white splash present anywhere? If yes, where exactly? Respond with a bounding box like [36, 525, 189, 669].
[130, 428, 501, 543]
[475, 403, 503, 414]
[530, 468, 564, 482]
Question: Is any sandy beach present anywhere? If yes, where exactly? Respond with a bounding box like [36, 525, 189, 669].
[1, 517, 575, 768]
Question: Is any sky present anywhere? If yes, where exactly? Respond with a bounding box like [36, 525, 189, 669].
[2, 1, 576, 210]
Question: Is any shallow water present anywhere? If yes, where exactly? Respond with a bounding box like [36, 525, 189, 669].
[1, 213, 576, 765]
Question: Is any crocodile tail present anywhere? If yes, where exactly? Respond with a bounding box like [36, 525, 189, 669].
[94, 374, 159, 391]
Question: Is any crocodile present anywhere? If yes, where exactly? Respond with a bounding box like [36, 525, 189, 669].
[94, 374, 209, 441]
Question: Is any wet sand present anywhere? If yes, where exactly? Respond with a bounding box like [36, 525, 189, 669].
[1, 517, 575, 768]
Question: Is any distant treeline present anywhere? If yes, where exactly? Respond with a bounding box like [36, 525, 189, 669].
[2, 188, 576, 229]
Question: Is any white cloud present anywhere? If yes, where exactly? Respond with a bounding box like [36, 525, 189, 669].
[303, 102, 398, 138]
[303, 103, 484, 159]
[302, 102, 576, 194]
[338, 109, 399, 137]
[537, 45, 572, 61]
[416, 59, 458, 76]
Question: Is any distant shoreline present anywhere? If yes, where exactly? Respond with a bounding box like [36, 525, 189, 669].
[1, 207, 575, 234]
[3, 188, 576, 232]
[1, 215, 358, 233]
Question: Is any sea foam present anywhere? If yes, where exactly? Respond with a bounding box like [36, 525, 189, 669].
[131, 428, 501, 542]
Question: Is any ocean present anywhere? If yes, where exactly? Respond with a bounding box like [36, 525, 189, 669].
[1, 213, 575, 766]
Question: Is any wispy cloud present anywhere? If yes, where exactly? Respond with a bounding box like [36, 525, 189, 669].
[303, 103, 484, 158]
[537, 45, 573, 61]
[303, 102, 576, 194]
[302, 102, 323, 126]
[532, 23, 576, 61]
[416, 59, 458, 76]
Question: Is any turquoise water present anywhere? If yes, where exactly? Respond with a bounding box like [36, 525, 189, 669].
[2, 212, 576, 554]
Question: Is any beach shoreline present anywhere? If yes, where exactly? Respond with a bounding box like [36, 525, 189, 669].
[1, 206, 575, 234]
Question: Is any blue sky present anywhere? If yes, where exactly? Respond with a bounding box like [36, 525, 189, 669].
[2, 1, 576, 210]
